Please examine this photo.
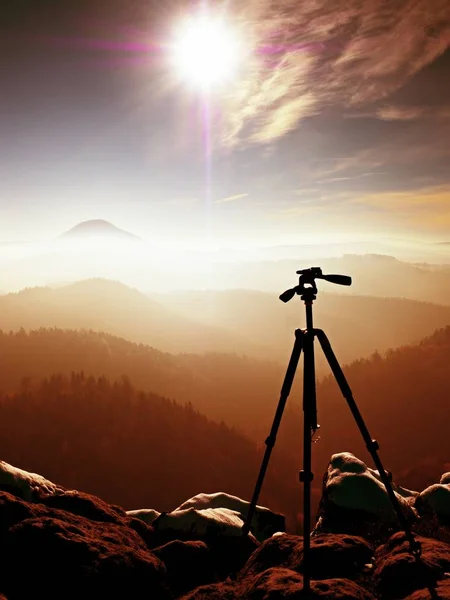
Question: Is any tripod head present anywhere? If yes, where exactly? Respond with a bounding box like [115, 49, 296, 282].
[279, 267, 352, 303]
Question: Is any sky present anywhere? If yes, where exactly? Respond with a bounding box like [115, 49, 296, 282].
[1, 0, 450, 248]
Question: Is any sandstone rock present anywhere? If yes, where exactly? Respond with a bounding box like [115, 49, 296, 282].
[239, 567, 304, 598]
[179, 581, 238, 599]
[374, 531, 450, 598]
[315, 452, 417, 541]
[39, 489, 126, 523]
[239, 567, 376, 599]
[153, 539, 216, 596]
[240, 534, 301, 577]
[174, 492, 285, 542]
[127, 508, 161, 525]
[0, 460, 63, 501]
[416, 482, 450, 524]
[240, 532, 374, 581]
[2, 515, 169, 600]
[289, 534, 374, 579]
[154, 506, 256, 540]
[404, 579, 450, 599]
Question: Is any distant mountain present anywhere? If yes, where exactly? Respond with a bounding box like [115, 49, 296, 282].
[59, 220, 142, 241]
[1, 276, 450, 372]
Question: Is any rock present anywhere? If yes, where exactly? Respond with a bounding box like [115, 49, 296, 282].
[239, 567, 376, 599]
[315, 452, 417, 541]
[239, 567, 304, 598]
[290, 534, 374, 579]
[153, 539, 216, 596]
[404, 579, 450, 599]
[0, 460, 63, 501]
[179, 581, 238, 599]
[0, 491, 39, 534]
[127, 508, 161, 525]
[153, 507, 259, 578]
[416, 482, 450, 524]
[374, 531, 450, 598]
[2, 515, 169, 600]
[240, 534, 301, 577]
[39, 489, 126, 523]
[153, 507, 254, 540]
[175, 492, 285, 542]
[126, 515, 158, 549]
[240, 532, 374, 580]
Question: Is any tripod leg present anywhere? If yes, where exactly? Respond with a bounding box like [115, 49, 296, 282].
[315, 328, 439, 600]
[242, 329, 304, 536]
[300, 327, 317, 596]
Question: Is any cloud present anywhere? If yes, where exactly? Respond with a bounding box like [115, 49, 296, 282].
[377, 105, 450, 121]
[218, 0, 450, 145]
[215, 193, 249, 204]
[353, 184, 450, 229]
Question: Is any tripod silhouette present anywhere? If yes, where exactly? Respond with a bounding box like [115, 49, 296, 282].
[242, 267, 438, 599]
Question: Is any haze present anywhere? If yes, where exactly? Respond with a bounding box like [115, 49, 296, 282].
[0, 0, 449, 531]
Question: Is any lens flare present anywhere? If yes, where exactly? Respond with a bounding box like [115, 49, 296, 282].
[171, 14, 243, 88]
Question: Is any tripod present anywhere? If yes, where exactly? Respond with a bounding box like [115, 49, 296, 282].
[242, 267, 438, 599]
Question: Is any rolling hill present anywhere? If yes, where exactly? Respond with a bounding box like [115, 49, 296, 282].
[152, 287, 450, 369]
[1, 278, 450, 374]
[0, 324, 448, 520]
[0, 279, 266, 359]
[0, 327, 285, 437]
[197, 254, 450, 304]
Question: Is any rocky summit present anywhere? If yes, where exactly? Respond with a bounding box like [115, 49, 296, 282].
[0, 453, 449, 599]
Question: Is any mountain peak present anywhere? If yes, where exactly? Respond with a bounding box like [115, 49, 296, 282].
[59, 220, 142, 241]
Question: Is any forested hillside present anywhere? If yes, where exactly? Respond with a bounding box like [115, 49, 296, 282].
[0, 327, 284, 436]
[0, 373, 299, 527]
[0, 279, 265, 358]
[2, 278, 450, 371]
[1, 324, 449, 496]
[277, 325, 450, 498]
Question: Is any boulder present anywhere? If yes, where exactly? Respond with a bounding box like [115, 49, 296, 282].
[240, 534, 301, 577]
[1, 509, 169, 599]
[39, 489, 126, 523]
[239, 567, 376, 599]
[373, 531, 450, 598]
[153, 506, 256, 542]
[175, 492, 285, 541]
[179, 581, 238, 599]
[416, 481, 450, 524]
[0, 460, 63, 501]
[289, 534, 374, 579]
[153, 507, 258, 577]
[240, 532, 373, 580]
[404, 579, 450, 599]
[315, 452, 417, 541]
[127, 508, 161, 525]
[153, 539, 216, 596]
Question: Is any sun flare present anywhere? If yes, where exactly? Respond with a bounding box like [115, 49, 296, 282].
[171, 14, 243, 88]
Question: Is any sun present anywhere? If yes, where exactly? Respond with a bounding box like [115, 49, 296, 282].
[170, 13, 244, 89]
